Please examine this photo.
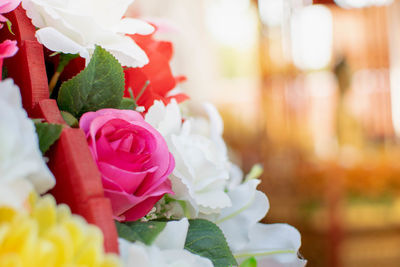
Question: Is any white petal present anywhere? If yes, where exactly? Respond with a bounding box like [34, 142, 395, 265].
[22, 0, 46, 28]
[195, 190, 231, 214]
[162, 250, 214, 267]
[117, 18, 155, 35]
[169, 173, 199, 217]
[166, 120, 231, 216]
[118, 239, 154, 267]
[146, 101, 232, 218]
[145, 100, 182, 137]
[0, 179, 33, 210]
[119, 236, 214, 267]
[145, 101, 168, 130]
[154, 218, 189, 250]
[217, 180, 269, 251]
[257, 257, 307, 267]
[0, 79, 56, 194]
[35, 27, 89, 58]
[220, 179, 268, 221]
[227, 163, 244, 191]
[0, 78, 22, 106]
[90, 0, 134, 26]
[98, 35, 149, 67]
[26, 162, 56, 194]
[203, 102, 224, 138]
[237, 223, 302, 264]
[23, 0, 150, 68]
[190, 102, 227, 157]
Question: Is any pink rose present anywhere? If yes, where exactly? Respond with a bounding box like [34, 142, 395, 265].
[0, 0, 21, 26]
[80, 109, 175, 221]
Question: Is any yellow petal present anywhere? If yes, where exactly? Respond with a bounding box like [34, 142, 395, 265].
[0, 253, 22, 267]
[32, 196, 57, 236]
[45, 227, 74, 265]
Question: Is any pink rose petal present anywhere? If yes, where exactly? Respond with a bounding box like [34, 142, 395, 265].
[105, 178, 173, 221]
[80, 109, 175, 221]
[0, 40, 18, 80]
[98, 161, 158, 194]
[0, 40, 18, 59]
[0, 0, 21, 14]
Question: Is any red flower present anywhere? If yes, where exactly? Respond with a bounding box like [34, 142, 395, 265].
[124, 30, 188, 111]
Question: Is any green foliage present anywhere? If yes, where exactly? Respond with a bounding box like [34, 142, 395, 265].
[57, 46, 125, 118]
[34, 122, 63, 154]
[6, 20, 14, 35]
[57, 53, 80, 72]
[60, 111, 79, 128]
[115, 221, 167, 246]
[185, 219, 237, 267]
[118, 97, 137, 110]
[240, 257, 257, 267]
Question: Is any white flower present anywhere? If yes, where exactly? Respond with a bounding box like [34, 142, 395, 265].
[214, 179, 269, 252]
[145, 99, 182, 137]
[0, 179, 33, 210]
[119, 219, 213, 267]
[22, 0, 154, 67]
[236, 223, 306, 267]
[257, 257, 307, 267]
[145, 100, 231, 217]
[206, 174, 306, 267]
[0, 79, 55, 194]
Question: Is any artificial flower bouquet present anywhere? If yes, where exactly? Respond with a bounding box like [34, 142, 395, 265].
[0, 0, 306, 266]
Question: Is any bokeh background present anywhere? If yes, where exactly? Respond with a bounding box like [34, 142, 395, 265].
[132, 0, 400, 266]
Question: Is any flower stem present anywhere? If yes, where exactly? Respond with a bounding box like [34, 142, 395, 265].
[234, 249, 297, 259]
[0, 59, 3, 81]
[135, 80, 150, 102]
[49, 71, 61, 94]
[49, 53, 79, 94]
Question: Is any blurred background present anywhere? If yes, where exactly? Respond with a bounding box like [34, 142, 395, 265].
[132, 0, 400, 266]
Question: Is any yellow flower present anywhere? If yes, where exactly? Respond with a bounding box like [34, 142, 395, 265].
[0, 194, 120, 267]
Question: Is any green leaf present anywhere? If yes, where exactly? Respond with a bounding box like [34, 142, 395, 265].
[60, 111, 79, 128]
[32, 119, 44, 124]
[57, 53, 79, 72]
[118, 97, 137, 110]
[240, 257, 257, 267]
[115, 220, 167, 246]
[185, 219, 237, 267]
[57, 46, 125, 118]
[6, 20, 14, 35]
[34, 122, 63, 154]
